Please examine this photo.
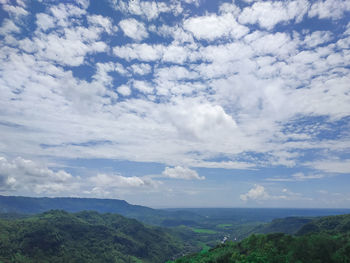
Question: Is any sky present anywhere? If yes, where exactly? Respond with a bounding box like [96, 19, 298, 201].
[0, 0, 349, 208]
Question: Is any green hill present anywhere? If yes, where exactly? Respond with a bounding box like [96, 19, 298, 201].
[171, 214, 350, 263]
[297, 214, 350, 235]
[0, 210, 183, 263]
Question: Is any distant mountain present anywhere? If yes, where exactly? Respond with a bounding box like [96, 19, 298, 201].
[0, 210, 183, 263]
[168, 207, 350, 223]
[0, 195, 203, 226]
[0, 195, 152, 214]
[171, 214, 350, 263]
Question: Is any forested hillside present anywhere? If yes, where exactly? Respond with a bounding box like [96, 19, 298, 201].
[171, 214, 350, 263]
[0, 210, 184, 263]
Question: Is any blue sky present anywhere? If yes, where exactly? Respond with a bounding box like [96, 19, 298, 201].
[0, 0, 349, 208]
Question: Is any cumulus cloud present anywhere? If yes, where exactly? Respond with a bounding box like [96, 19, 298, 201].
[36, 13, 55, 31]
[240, 185, 307, 202]
[16, 4, 110, 67]
[119, 18, 148, 41]
[88, 14, 116, 34]
[1, 0, 28, 20]
[130, 63, 152, 75]
[113, 43, 164, 61]
[162, 44, 191, 64]
[184, 13, 249, 41]
[117, 85, 132, 96]
[162, 166, 205, 180]
[240, 184, 270, 201]
[302, 31, 333, 48]
[0, 156, 73, 194]
[239, 0, 309, 30]
[113, 0, 179, 20]
[166, 102, 237, 140]
[0, 18, 20, 35]
[308, 0, 350, 20]
[0, 156, 162, 197]
[133, 80, 154, 94]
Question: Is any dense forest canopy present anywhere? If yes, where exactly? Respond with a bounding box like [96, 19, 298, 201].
[1, 210, 350, 263]
[0, 210, 183, 263]
[171, 214, 350, 263]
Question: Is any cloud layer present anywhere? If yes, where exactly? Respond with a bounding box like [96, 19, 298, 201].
[0, 0, 349, 205]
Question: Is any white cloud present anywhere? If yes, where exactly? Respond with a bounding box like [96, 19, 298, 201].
[155, 66, 198, 81]
[113, 43, 164, 61]
[266, 172, 326, 181]
[240, 185, 307, 202]
[166, 101, 237, 140]
[36, 13, 55, 31]
[88, 15, 116, 34]
[1, 1, 28, 20]
[0, 156, 74, 195]
[240, 184, 270, 201]
[130, 63, 152, 75]
[17, 4, 111, 67]
[162, 166, 204, 180]
[1, 0, 350, 180]
[306, 159, 350, 173]
[49, 3, 86, 27]
[162, 44, 191, 64]
[292, 172, 325, 180]
[90, 173, 160, 188]
[247, 32, 297, 59]
[117, 85, 132, 96]
[302, 31, 333, 48]
[344, 22, 350, 36]
[219, 2, 241, 16]
[155, 25, 195, 44]
[190, 160, 254, 170]
[184, 13, 249, 41]
[133, 80, 154, 94]
[0, 156, 162, 197]
[239, 0, 309, 30]
[308, 0, 350, 20]
[119, 18, 148, 41]
[113, 0, 181, 20]
[0, 18, 20, 35]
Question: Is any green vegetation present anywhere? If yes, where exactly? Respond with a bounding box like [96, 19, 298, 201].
[217, 224, 233, 229]
[0, 210, 184, 263]
[192, 228, 218, 234]
[2, 196, 350, 263]
[171, 214, 350, 263]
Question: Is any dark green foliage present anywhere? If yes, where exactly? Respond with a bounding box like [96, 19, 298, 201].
[0, 210, 183, 263]
[297, 214, 350, 235]
[172, 214, 350, 263]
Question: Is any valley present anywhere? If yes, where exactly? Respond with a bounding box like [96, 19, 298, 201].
[0, 195, 349, 262]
